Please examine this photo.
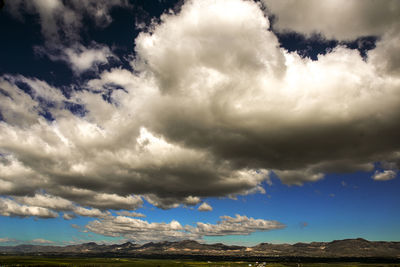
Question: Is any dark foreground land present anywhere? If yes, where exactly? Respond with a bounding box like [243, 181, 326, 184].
[0, 256, 400, 267]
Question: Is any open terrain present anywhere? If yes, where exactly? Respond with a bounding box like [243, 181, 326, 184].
[1, 238, 400, 258]
[0, 256, 400, 267]
[1, 239, 400, 266]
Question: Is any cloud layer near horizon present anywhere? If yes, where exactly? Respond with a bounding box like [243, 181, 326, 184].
[1, 0, 400, 219]
[86, 214, 284, 243]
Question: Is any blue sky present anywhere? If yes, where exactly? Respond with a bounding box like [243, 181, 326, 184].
[1, 170, 399, 246]
[0, 0, 399, 246]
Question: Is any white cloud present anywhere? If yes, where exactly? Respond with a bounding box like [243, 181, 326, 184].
[6, 0, 128, 73]
[73, 207, 111, 219]
[14, 192, 140, 218]
[0, 198, 58, 219]
[372, 170, 397, 181]
[369, 29, 400, 75]
[31, 238, 55, 244]
[11, 193, 137, 219]
[85, 214, 285, 243]
[263, 0, 400, 75]
[116, 211, 146, 218]
[16, 194, 74, 211]
[8, 0, 129, 44]
[86, 216, 195, 243]
[0, 75, 67, 127]
[192, 214, 285, 236]
[64, 45, 115, 74]
[198, 202, 213, 212]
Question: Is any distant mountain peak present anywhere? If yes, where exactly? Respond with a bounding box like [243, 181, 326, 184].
[0, 238, 399, 258]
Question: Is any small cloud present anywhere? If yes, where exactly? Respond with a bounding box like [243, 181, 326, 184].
[329, 193, 335, 198]
[73, 206, 110, 218]
[116, 211, 146, 218]
[31, 238, 54, 244]
[63, 213, 76, 220]
[198, 202, 213, 212]
[193, 214, 285, 236]
[0, 197, 58, 219]
[372, 170, 397, 181]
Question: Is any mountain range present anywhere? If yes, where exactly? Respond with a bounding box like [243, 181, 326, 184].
[0, 238, 400, 258]
[1, 238, 399, 258]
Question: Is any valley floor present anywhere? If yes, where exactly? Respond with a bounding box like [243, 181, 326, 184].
[0, 256, 400, 267]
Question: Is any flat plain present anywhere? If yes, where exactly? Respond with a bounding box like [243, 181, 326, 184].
[0, 256, 400, 267]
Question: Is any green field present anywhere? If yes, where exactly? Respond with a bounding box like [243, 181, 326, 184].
[0, 256, 399, 267]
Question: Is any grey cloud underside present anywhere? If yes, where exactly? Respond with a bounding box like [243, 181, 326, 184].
[263, 0, 400, 40]
[1, 0, 400, 213]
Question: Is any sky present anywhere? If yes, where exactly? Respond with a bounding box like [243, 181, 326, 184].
[0, 0, 399, 247]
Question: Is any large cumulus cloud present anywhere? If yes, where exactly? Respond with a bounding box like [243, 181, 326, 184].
[134, 0, 400, 183]
[1, 0, 400, 215]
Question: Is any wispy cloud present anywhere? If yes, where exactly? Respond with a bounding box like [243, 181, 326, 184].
[116, 211, 146, 218]
[6, 0, 129, 73]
